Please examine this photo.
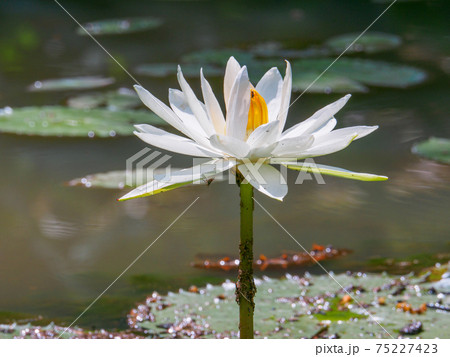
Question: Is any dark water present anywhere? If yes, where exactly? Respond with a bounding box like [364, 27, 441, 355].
[0, 0, 449, 329]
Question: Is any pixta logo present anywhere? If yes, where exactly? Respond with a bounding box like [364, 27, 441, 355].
[125, 148, 172, 187]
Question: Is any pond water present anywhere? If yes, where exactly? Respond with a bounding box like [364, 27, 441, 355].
[0, 0, 449, 329]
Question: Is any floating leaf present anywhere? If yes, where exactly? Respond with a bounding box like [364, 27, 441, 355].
[181, 49, 254, 66]
[28, 76, 115, 92]
[129, 267, 450, 338]
[326, 32, 402, 54]
[368, 253, 450, 275]
[68, 168, 226, 189]
[2, 266, 450, 338]
[105, 88, 141, 110]
[0, 323, 141, 339]
[66, 93, 105, 110]
[135, 63, 223, 78]
[250, 42, 332, 59]
[67, 168, 183, 189]
[67, 88, 141, 111]
[291, 71, 368, 93]
[292, 58, 427, 88]
[412, 137, 450, 164]
[192, 245, 352, 271]
[77, 17, 163, 36]
[0, 106, 166, 137]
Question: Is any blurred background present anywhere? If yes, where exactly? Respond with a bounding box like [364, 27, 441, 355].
[0, 0, 448, 330]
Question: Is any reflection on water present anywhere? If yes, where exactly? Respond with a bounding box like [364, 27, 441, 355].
[0, 0, 449, 328]
[388, 160, 450, 198]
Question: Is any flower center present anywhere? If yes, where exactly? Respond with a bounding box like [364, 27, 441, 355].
[246, 89, 268, 137]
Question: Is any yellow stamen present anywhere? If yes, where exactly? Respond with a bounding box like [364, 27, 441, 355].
[247, 89, 268, 137]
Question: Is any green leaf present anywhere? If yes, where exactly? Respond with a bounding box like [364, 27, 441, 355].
[67, 88, 141, 110]
[28, 76, 115, 92]
[77, 17, 163, 36]
[2, 267, 450, 338]
[291, 72, 368, 94]
[66, 93, 105, 110]
[412, 137, 450, 165]
[135, 63, 223, 78]
[67, 169, 186, 189]
[133, 269, 450, 338]
[283, 162, 388, 181]
[326, 32, 402, 54]
[314, 310, 366, 322]
[292, 58, 427, 88]
[0, 106, 166, 137]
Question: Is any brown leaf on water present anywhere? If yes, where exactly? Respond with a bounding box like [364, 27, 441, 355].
[191, 245, 352, 271]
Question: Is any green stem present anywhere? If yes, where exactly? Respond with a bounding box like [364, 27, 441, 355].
[236, 174, 256, 339]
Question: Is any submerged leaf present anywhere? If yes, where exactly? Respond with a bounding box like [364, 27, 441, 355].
[0, 106, 165, 137]
[67, 169, 182, 189]
[292, 58, 427, 88]
[28, 76, 115, 92]
[412, 137, 450, 164]
[67, 88, 141, 110]
[291, 72, 368, 93]
[326, 32, 402, 54]
[77, 17, 163, 36]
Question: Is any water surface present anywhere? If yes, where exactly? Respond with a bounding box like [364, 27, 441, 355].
[0, 0, 448, 329]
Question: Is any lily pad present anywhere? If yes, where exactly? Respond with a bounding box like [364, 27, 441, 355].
[181, 49, 254, 66]
[68, 168, 227, 190]
[135, 63, 223, 78]
[0, 106, 166, 137]
[411, 138, 450, 165]
[77, 17, 163, 36]
[291, 72, 368, 94]
[68, 88, 141, 111]
[67, 168, 183, 189]
[66, 93, 105, 110]
[250, 42, 333, 59]
[292, 58, 427, 88]
[28, 76, 115, 92]
[131, 269, 450, 338]
[326, 32, 402, 54]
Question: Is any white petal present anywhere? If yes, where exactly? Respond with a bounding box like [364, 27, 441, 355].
[282, 161, 388, 181]
[247, 142, 278, 159]
[255, 67, 283, 122]
[225, 66, 252, 141]
[238, 163, 287, 201]
[168, 88, 212, 147]
[209, 134, 250, 158]
[246, 120, 280, 149]
[313, 117, 337, 136]
[134, 85, 189, 137]
[200, 69, 226, 135]
[134, 125, 221, 158]
[319, 125, 378, 140]
[299, 132, 357, 158]
[281, 94, 351, 140]
[119, 159, 236, 201]
[177, 66, 215, 136]
[224, 56, 241, 110]
[276, 61, 292, 134]
[271, 135, 315, 158]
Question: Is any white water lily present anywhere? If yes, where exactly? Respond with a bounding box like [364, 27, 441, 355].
[119, 57, 387, 201]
